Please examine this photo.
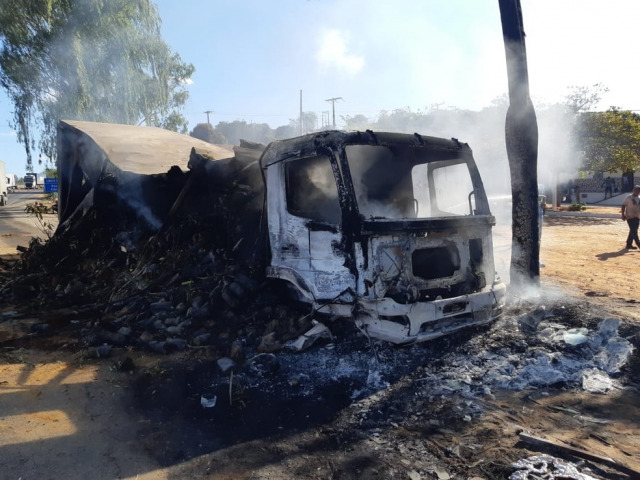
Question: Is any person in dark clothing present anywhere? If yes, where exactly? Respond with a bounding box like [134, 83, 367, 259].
[602, 176, 616, 199]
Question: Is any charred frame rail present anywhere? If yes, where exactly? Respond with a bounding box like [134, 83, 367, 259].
[498, 0, 540, 289]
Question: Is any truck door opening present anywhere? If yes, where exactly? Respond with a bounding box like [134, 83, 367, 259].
[285, 154, 341, 225]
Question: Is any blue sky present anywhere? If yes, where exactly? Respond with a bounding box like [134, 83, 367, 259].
[1, 0, 639, 176]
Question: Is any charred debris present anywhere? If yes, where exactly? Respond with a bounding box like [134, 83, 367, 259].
[6, 121, 297, 356]
[2, 120, 509, 356]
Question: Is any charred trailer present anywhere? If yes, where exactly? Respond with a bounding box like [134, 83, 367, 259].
[261, 130, 506, 344]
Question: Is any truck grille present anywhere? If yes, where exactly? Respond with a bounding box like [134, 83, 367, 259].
[412, 246, 460, 280]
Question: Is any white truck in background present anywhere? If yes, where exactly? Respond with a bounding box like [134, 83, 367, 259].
[24, 173, 37, 189]
[6, 172, 16, 191]
[0, 161, 8, 206]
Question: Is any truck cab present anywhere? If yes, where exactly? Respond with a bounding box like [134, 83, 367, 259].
[24, 174, 36, 189]
[260, 130, 506, 344]
[6, 173, 16, 192]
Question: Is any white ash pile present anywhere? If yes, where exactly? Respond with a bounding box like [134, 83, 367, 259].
[182, 300, 637, 429]
[414, 307, 634, 398]
[511, 455, 599, 480]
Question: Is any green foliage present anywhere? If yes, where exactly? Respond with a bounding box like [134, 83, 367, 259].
[161, 111, 190, 135]
[24, 202, 56, 238]
[215, 120, 273, 145]
[190, 123, 226, 144]
[567, 203, 587, 211]
[0, 0, 194, 169]
[577, 108, 640, 174]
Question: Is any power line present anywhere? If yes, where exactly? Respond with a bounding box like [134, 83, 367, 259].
[203, 110, 213, 125]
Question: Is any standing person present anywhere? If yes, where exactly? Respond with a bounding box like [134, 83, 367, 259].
[621, 185, 640, 249]
[602, 176, 615, 199]
[566, 179, 574, 203]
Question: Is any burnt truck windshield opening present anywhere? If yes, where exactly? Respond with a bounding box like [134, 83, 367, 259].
[418, 160, 475, 217]
[344, 145, 477, 220]
[285, 154, 341, 224]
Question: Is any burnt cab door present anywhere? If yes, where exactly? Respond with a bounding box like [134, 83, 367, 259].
[266, 152, 355, 302]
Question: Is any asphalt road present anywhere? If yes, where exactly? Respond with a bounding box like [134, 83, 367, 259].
[0, 189, 58, 255]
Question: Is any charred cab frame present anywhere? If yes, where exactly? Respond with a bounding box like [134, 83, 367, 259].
[261, 130, 506, 344]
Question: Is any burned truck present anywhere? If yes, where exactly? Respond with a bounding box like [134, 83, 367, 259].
[57, 121, 505, 345]
[260, 131, 506, 344]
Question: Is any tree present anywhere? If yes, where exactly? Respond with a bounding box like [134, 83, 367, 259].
[0, 0, 194, 169]
[578, 108, 640, 175]
[190, 122, 226, 144]
[286, 112, 318, 135]
[215, 120, 273, 145]
[375, 108, 425, 133]
[341, 114, 372, 130]
[274, 124, 297, 139]
[301, 111, 317, 133]
[564, 83, 608, 114]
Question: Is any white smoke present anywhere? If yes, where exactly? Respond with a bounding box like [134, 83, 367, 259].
[316, 29, 365, 77]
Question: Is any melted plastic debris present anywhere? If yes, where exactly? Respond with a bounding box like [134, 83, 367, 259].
[200, 395, 217, 408]
[510, 455, 598, 480]
[564, 328, 589, 345]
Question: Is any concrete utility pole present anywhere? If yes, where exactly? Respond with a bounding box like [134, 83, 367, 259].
[204, 110, 213, 125]
[299, 90, 303, 135]
[325, 97, 343, 127]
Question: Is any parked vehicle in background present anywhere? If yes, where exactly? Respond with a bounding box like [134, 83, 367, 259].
[6, 173, 16, 191]
[24, 173, 37, 189]
[0, 161, 8, 205]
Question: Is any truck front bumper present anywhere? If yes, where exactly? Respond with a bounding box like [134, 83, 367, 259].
[350, 281, 507, 344]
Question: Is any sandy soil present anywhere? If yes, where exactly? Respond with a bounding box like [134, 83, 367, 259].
[1, 206, 640, 480]
[0, 191, 58, 255]
[540, 206, 640, 322]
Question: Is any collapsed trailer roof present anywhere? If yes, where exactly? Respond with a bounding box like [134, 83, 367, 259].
[58, 120, 233, 174]
[57, 120, 234, 224]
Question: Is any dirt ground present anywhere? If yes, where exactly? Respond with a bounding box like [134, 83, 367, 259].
[539, 207, 640, 323]
[1, 205, 640, 480]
